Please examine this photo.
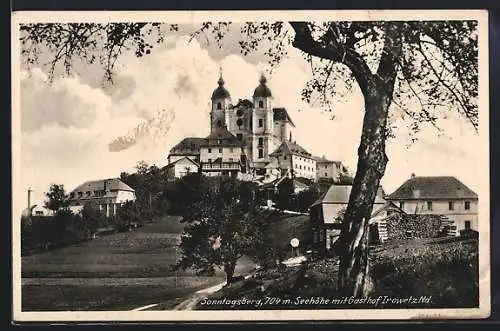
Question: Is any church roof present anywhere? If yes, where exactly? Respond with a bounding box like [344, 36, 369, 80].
[231, 99, 254, 109]
[273, 108, 295, 127]
[211, 76, 231, 100]
[253, 74, 272, 98]
[270, 140, 313, 158]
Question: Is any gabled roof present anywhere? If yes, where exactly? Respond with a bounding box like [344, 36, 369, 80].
[162, 157, 199, 169]
[313, 155, 342, 164]
[310, 185, 386, 207]
[371, 201, 406, 218]
[273, 108, 295, 127]
[387, 176, 478, 200]
[71, 178, 135, 193]
[202, 126, 243, 147]
[169, 137, 205, 154]
[269, 140, 313, 158]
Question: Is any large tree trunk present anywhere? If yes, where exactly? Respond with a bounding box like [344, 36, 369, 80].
[337, 84, 392, 297]
[290, 21, 403, 297]
[337, 24, 402, 296]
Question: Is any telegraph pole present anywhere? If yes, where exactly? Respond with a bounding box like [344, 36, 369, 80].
[27, 188, 33, 220]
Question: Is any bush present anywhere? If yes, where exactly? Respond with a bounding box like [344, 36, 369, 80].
[371, 238, 479, 308]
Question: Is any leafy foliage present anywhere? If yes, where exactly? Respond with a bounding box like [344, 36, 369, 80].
[20, 23, 178, 81]
[44, 184, 69, 212]
[175, 176, 263, 284]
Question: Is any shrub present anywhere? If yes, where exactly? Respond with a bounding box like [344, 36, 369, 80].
[370, 238, 479, 308]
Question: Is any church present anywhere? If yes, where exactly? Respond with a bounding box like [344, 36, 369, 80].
[166, 72, 346, 183]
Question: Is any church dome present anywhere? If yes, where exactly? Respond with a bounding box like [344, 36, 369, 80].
[253, 74, 272, 98]
[211, 76, 231, 100]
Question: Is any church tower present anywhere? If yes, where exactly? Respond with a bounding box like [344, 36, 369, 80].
[210, 69, 231, 133]
[251, 74, 274, 169]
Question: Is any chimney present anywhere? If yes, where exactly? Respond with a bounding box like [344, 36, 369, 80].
[411, 173, 416, 178]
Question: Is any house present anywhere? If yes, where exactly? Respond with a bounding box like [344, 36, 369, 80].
[313, 156, 348, 181]
[309, 184, 388, 255]
[269, 140, 317, 180]
[69, 178, 136, 217]
[167, 137, 205, 164]
[162, 156, 199, 179]
[199, 125, 245, 177]
[259, 174, 310, 207]
[387, 175, 478, 236]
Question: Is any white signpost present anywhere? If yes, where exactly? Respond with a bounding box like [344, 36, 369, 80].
[290, 238, 300, 257]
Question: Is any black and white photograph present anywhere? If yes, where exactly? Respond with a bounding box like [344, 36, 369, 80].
[11, 10, 490, 321]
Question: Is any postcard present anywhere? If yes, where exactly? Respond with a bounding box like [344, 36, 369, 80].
[11, 9, 490, 321]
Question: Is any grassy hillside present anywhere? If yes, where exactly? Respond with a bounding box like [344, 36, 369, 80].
[21, 215, 254, 311]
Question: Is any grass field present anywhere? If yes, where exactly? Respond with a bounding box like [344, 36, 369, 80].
[21, 215, 255, 311]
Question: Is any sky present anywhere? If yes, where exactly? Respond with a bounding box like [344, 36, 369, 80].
[18, 23, 482, 205]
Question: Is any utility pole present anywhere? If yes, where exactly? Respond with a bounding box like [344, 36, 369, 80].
[27, 188, 33, 220]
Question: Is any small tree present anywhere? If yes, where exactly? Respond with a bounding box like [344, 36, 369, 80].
[115, 200, 142, 229]
[81, 202, 106, 238]
[44, 184, 69, 212]
[176, 177, 263, 285]
[275, 178, 294, 211]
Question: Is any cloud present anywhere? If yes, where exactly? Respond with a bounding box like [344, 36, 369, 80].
[18, 33, 480, 205]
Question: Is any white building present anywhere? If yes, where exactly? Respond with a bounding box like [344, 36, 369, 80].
[162, 157, 199, 179]
[69, 178, 136, 217]
[387, 175, 478, 236]
[314, 156, 349, 181]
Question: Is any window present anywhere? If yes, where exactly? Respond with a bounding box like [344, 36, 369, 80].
[427, 201, 433, 211]
[236, 133, 243, 141]
[216, 102, 222, 110]
[258, 148, 264, 159]
[258, 100, 264, 108]
[258, 119, 263, 127]
[449, 201, 454, 210]
[208, 148, 212, 153]
[324, 172, 327, 176]
[284, 156, 287, 160]
[465, 220, 471, 230]
[218, 148, 223, 153]
[258, 137, 263, 146]
[399, 202, 404, 209]
[325, 165, 327, 169]
[465, 201, 471, 210]
[230, 148, 233, 152]
[229, 158, 233, 162]
[208, 158, 212, 163]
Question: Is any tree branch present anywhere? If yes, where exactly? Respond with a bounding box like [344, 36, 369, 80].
[290, 21, 373, 95]
[417, 41, 478, 130]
